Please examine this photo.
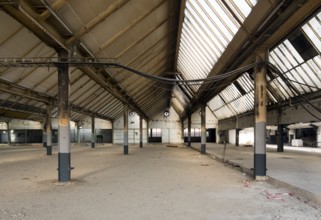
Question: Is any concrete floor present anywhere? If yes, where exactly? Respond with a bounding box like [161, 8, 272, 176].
[0, 143, 321, 219]
[191, 143, 321, 205]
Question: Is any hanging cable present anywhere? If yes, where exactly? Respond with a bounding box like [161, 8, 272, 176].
[266, 62, 321, 120]
[115, 62, 266, 83]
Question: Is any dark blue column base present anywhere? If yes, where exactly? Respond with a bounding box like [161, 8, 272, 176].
[140, 142, 143, 148]
[58, 153, 71, 182]
[91, 143, 95, 148]
[124, 145, 128, 155]
[47, 145, 52, 155]
[201, 144, 206, 154]
[254, 153, 266, 177]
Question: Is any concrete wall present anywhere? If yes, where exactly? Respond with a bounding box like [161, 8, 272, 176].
[227, 128, 254, 146]
[239, 128, 254, 146]
[113, 112, 148, 144]
[149, 107, 182, 144]
[229, 129, 236, 145]
[77, 116, 112, 129]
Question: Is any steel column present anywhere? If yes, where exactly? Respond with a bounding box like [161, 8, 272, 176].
[181, 119, 184, 143]
[201, 105, 206, 154]
[6, 122, 10, 145]
[277, 124, 284, 152]
[254, 50, 268, 180]
[46, 106, 52, 155]
[57, 49, 71, 182]
[124, 104, 129, 155]
[91, 116, 95, 148]
[139, 116, 143, 148]
[43, 124, 47, 148]
[236, 129, 240, 147]
[187, 113, 191, 147]
[77, 126, 81, 144]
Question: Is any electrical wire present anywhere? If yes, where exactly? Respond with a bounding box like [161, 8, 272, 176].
[115, 62, 266, 83]
[266, 62, 321, 120]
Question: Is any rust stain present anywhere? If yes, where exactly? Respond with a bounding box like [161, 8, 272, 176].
[59, 118, 69, 126]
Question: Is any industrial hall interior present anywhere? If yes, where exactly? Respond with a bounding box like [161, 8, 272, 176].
[1, 0, 321, 219]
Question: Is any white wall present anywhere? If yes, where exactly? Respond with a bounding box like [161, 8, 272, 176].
[229, 129, 236, 144]
[149, 107, 182, 144]
[77, 116, 112, 129]
[239, 127, 254, 146]
[183, 107, 218, 128]
[113, 112, 148, 144]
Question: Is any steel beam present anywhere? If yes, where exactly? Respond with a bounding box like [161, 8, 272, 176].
[57, 49, 71, 182]
[1, 1, 149, 121]
[180, 0, 317, 121]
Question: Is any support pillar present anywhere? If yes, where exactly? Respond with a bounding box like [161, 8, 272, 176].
[6, 122, 11, 145]
[124, 104, 129, 155]
[254, 50, 268, 180]
[43, 123, 47, 148]
[46, 106, 52, 155]
[146, 120, 149, 144]
[277, 124, 284, 152]
[57, 49, 71, 182]
[181, 119, 185, 144]
[187, 113, 191, 147]
[236, 129, 240, 147]
[91, 116, 95, 148]
[139, 116, 143, 148]
[77, 125, 81, 144]
[201, 105, 206, 154]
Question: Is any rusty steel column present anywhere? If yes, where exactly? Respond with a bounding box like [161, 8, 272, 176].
[201, 105, 206, 154]
[57, 49, 71, 182]
[139, 116, 143, 148]
[254, 49, 268, 180]
[46, 106, 52, 155]
[91, 116, 95, 148]
[187, 113, 191, 147]
[124, 104, 129, 155]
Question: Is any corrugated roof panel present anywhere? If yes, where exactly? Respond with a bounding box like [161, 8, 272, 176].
[177, 0, 256, 91]
[286, 70, 306, 94]
[220, 84, 242, 103]
[282, 40, 302, 65]
[224, 0, 254, 21]
[208, 95, 225, 111]
[236, 73, 254, 93]
[302, 15, 321, 53]
[266, 89, 278, 104]
[213, 105, 234, 120]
